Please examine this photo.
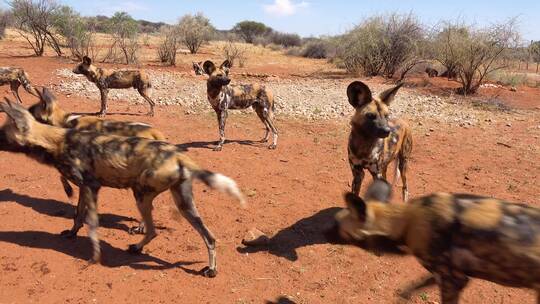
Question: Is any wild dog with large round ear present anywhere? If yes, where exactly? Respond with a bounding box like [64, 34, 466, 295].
[72, 56, 156, 117]
[203, 59, 278, 151]
[28, 87, 166, 235]
[333, 179, 540, 304]
[0, 67, 39, 104]
[0, 97, 246, 277]
[346, 80, 412, 201]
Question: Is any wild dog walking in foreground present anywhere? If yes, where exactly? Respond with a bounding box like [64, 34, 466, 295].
[203, 60, 278, 151]
[72, 56, 156, 117]
[28, 88, 166, 234]
[332, 180, 540, 304]
[347, 81, 412, 201]
[0, 96, 245, 277]
[0, 67, 39, 103]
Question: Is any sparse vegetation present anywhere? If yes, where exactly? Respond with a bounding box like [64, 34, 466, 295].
[530, 41, 540, 73]
[177, 13, 214, 54]
[233, 20, 271, 44]
[0, 9, 11, 39]
[157, 25, 179, 65]
[101, 12, 140, 64]
[222, 41, 247, 67]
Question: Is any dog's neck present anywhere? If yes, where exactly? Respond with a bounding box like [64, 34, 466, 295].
[20, 122, 66, 155]
[206, 81, 225, 100]
[349, 128, 383, 157]
[367, 203, 409, 241]
[82, 67, 103, 84]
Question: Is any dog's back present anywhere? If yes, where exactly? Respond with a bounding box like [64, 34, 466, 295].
[404, 193, 540, 287]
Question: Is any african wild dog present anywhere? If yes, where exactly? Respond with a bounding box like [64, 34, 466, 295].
[28, 88, 166, 234]
[193, 61, 205, 75]
[72, 56, 156, 117]
[203, 60, 278, 151]
[347, 81, 412, 201]
[0, 95, 245, 277]
[0, 67, 39, 103]
[425, 67, 438, 78]
[332, 180, 540, 304]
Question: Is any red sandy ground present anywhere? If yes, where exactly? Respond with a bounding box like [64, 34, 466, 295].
[0, 42, 540, 304]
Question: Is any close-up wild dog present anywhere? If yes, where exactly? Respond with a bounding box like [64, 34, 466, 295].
[72, 56, 156, 117]
[203, 60, 278, 151]
[28, 88, 166, 234]
[0, 67, 39, 103]
[347, 81, 412, 201]
[332, 180, 540, 304]
[0, 96, 245, 277]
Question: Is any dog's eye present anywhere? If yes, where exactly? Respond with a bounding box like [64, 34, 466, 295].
[366, 113, 377, 120]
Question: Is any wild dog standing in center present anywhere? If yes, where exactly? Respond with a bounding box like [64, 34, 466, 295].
[347, 81, 412, 201]
[72, 56, 156, 117]
[0, 96, 245, 277]
[332, 180, 540, 304]
[203, 60, 278, 151]
[28, 88, 166, 234]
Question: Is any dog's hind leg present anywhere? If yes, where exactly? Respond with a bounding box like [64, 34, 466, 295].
[138, 87, 155, 117]
[257, 103, 278, 149]
[254, 105, 271, 143]
[128, 189, 158, 253]
[214, 110, 227, 151]
[79, 185, 101, 263]
[171, 180, 218, 278]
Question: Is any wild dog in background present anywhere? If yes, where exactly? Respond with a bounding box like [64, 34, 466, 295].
[72, 56, 156, 117]
[0, 67, 39, 103]
[0, 96, 245, 277]
[347, 81, 412, 201]
[193, 61, 205, 75]
[332, 180, 540, 304]
[425, 67, 438, 77]
[28, 88, 166, 234]
[203, 60, 278, 151]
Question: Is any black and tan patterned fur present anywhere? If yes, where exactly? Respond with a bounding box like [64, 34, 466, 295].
[72, 56, 155, 117]
[347, 81, 412, 201]
[0, 96, 245, 277]
[0, 67, 39, 103]
[203, 60, 278, 151]
[28, 88, 166, 234]
[333, 180, 540, 304]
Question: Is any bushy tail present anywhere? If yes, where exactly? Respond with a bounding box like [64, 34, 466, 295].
[192, 170, 246, 208]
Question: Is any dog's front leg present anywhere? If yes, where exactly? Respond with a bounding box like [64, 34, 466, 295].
[351, 165, 365, 195]
[213, 109, 227, 151]
[98, 88, 109, 117]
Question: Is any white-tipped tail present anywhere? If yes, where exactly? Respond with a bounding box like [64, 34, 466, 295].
[204, 173, 246, 208]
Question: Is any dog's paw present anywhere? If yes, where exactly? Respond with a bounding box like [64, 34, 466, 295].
[200, 266, 217, 278]
[97, 112, 106, 118]
[60, 229, 77, 239]
[128, 225, 145, 235]
[213, 146, 223, 152]
[260, 138, 269, 143]
[127, 244, 142, 254]
[268, 144, 277, 150]
[147, 111, 155, 117]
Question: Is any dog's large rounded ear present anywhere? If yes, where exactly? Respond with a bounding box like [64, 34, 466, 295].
[220, 59, 232, 69]
[347, 81, 372, 108]
[1, 99, 31, 133]
[83, 56, 92, 65]
[379, 82, 403, 106]
[203, 60, 216, 75]
[365, 180, 392, 203]
[344, 192, 367, 219]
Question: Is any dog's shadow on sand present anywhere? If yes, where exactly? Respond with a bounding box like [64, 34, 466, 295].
[71, 111, 148, 117]
[0, 189, 207, 274]
[237, 207, 406, 261]
[265, 297, 297, 304]
[176, 139, 263, 151]
[0, 189, 137, 233]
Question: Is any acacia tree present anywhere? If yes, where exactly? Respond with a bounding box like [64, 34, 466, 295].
[177, 13, 213, 54]
[233, 20, 270, 43]
[9, 0, 64, 56]
[105, 12, 139, 64]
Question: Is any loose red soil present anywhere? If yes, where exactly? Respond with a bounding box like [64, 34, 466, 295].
[1, 47, 540, 304]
